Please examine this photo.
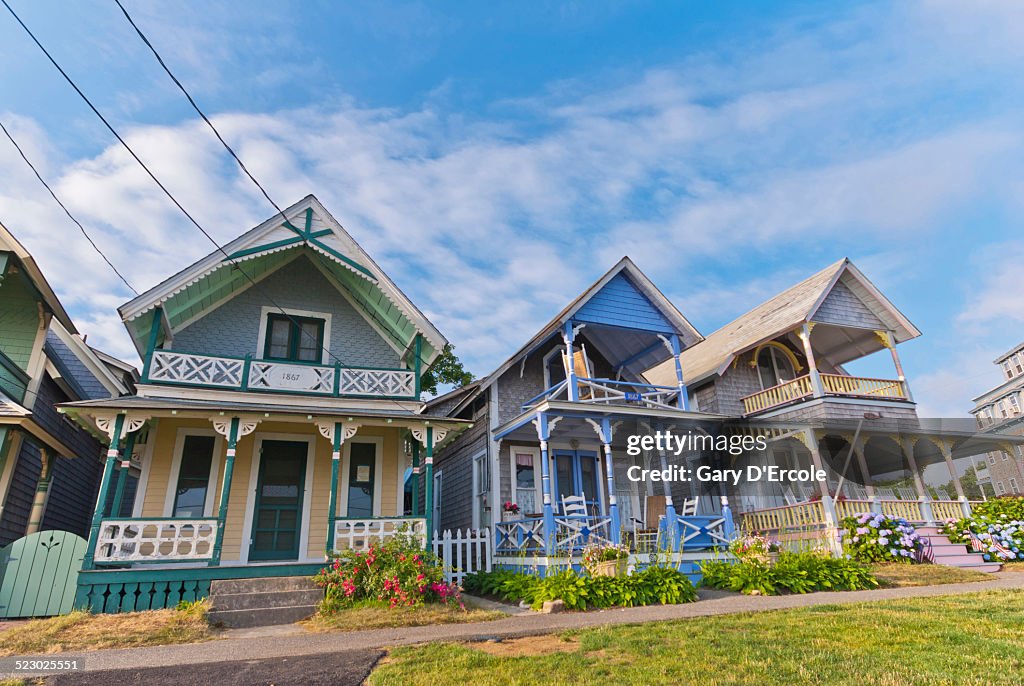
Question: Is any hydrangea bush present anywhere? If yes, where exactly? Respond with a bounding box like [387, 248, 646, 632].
[941, 497, 1023, 563]
[314, 531, 462, 613]
[840, 513, 922, 563]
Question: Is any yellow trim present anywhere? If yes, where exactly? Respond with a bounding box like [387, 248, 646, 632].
[748, 341, 804, 374]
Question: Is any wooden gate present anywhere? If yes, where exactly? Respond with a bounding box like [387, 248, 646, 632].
[433, 528, 492, 585]
[0, 530, 87, 618]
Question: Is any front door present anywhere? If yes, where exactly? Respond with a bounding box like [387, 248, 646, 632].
[554, 450, 601, 514]
[346, 442, 377, 517]
[250, 440, 307, 561]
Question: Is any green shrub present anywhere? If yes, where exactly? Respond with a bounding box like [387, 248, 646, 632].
[970, 496, 1024, 520]
[462, 565, 697, 611]
[314, 531, 460, 614]
[700, 551, 878, 595]
[840, 513, 922, 563]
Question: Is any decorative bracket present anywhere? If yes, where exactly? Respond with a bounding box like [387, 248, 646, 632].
[411, 425, 448, 449]
[316, 421, 359, 443]
[656, 334, 675, 356]
[585, 418, 612, 444]
[96, 414, 148, 442]
[211, 417, 260, 439]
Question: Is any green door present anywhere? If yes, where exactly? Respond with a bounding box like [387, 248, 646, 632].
[250, 440, 307, 561]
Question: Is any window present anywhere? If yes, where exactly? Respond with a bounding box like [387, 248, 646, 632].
[172, 435, 216, 517]
[989, 454, 997, 465]
[756, 345, 796, 390]
[1004, 360, 1014, 380]
[1010, 394, 1021, 416]
[473, 451, 490, 529]
[1010, 478, 1019, 494]
[1015, 353, 1024, 375]
[264, 313, 325, 363]
[996, 481, 1005, 495]
[510, 448, 541, 515]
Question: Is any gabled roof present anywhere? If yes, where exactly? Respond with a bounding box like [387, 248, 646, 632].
[117, 195, 447, 366]
[0, 222, 76, 333]
[645, 258, 920, 387]
[437, 257, 703, 416]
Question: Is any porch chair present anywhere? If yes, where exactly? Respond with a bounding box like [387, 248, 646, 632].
[631, 495, 666, 552]
[558, 494, 593, 550]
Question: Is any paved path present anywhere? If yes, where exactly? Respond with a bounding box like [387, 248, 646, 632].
[9, 572, 1024, 679]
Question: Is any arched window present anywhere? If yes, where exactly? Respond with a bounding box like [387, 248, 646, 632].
[756, 345, 796, 390]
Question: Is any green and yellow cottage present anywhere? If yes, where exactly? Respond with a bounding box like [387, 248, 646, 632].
[61, 196, 468, 620]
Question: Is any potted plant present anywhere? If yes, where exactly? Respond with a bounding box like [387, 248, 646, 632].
[582, 543, 630, 577]
[728, 533, 783, 564]
[501, 501, 520, 522]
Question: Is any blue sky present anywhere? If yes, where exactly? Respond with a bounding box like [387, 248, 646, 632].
[1, 0, 1023, 416]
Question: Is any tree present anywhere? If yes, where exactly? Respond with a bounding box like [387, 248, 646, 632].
[419, 344, 474, 397]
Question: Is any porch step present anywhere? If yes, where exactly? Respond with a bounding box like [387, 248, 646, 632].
[920, 534, 1003, 574]
[208, 575, 322, 628]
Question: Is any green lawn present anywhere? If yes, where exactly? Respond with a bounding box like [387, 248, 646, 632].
[870, 562, 992, 587]
[370, 590, 1024, 686]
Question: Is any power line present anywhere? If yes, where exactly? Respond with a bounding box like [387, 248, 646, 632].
[0, 119, 138, 295]
[2, 0, 418, 401]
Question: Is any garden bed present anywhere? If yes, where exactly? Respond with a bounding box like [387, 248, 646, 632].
[303, 599, 507, 632]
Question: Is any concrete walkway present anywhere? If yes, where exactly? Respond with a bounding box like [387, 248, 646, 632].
[9, 572, 1024, 677]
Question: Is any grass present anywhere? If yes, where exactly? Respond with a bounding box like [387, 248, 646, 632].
[369, 590, 1024, 686]
[870, 563, 992, 587]
[303, 600, 509, 632]
[0, 601, 214, 656]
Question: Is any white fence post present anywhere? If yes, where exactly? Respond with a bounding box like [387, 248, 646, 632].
[433, 528, 492, 585]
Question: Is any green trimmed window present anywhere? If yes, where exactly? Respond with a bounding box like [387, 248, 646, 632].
[172, 435, 216, 518]
[264, 314, 325, 363]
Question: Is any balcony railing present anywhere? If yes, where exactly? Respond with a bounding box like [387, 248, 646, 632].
[0, 349, 30, 403]
[95, 517, 217, 563]
[741, 373, 908, 415]
[147, 349, 417, 399]
[522, 377, 683, 412]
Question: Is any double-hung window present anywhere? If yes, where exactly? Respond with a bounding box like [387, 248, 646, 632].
[264, 314, 325, 363]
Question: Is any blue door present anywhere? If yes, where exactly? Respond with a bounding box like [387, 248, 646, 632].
[553, 450, 602, 514]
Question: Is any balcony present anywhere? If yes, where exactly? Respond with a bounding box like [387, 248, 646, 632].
[146, 349, 417, 400]
[521, 377, 684, 412]
[741, 373, 908, 415]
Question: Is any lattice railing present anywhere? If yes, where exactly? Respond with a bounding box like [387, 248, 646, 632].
[149, 350, 244, 387]
[494, 518, 547, 554]
[676, 515, 731, 550]
[553, 515, 612, 551]
[333, 517, 426, 552]
[820, 374, 906, 400]
[94, 518, 217, 563]
[741, 375, 814, 414]
[339, 368, 415, 396]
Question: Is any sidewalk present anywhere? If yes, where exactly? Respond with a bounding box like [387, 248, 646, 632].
[12, 572, 1024, 676]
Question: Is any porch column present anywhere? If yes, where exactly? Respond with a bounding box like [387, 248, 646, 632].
[656, 425, 679, 551]
[720, 495, 736, 539]
[109, 432, 137, 517]
[563, 321, 578, 402]
[938, 441, 970, 517]
[327, 422, 343, 556]
[901, 438, 934, 525]
[669, 334, 689, 411]
[82, 413, 126, 570]
[534, 413, 556, 554]
[875, 330, 912, 402]
[25, 448, 53, 535]
[804, 429, 841, 554]
[411, 439, 421, 516]
[852, 442, 878, 508]
[424, 427, 435, 549]
[596, 418, 621, 544]
[211, 418, 240, 566]
[799, 323, 825, 398]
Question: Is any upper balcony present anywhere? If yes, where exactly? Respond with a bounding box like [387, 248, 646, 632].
[740, 372, 908, 415]
[522, 376, 684, 413]
[144, 348, 417, 400]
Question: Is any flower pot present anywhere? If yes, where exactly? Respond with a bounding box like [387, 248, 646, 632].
[767, 552, 780, 565]
[501, 510, 518, 522]
[591, 558, 628, 578]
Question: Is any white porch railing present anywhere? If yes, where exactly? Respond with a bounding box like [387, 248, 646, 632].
[494, 518, 546, 554]
[94, 518, 217, 563]
[147, 349, 417, 399]
[741, 373, 909, 415]
[333, 517, 426, 552]
[554, 514, 612, 551]
[521, 377, 683, 412]
[433, 528, 492, 585]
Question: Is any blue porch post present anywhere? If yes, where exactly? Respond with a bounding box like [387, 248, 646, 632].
[326, 422, 343, 556]
[670, 334, 689, 411]
[411, 439, 421, 516]
[657, 434, 679, 551]
[599, 418, 622, 544]
[82, 413, 125, 571]
[211, 418, 240, 567]
[563, 321, 578, 402]
[424, 427, 435, 550]
[108, 432, 137, 517]
[721, 495, 736, 539]
[536, 413, 556, 554]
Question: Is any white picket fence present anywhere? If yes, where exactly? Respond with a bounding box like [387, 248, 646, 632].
[432, 528, 492, 585]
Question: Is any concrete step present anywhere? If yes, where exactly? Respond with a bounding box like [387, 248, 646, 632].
[931, 552, 994, 566]
[208, 604, 318, 628]
[210, 575, 317, 595]
[955, 562, 1003, 574]
[211, 588, 324, 612]
[929, 543, 970, 556]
